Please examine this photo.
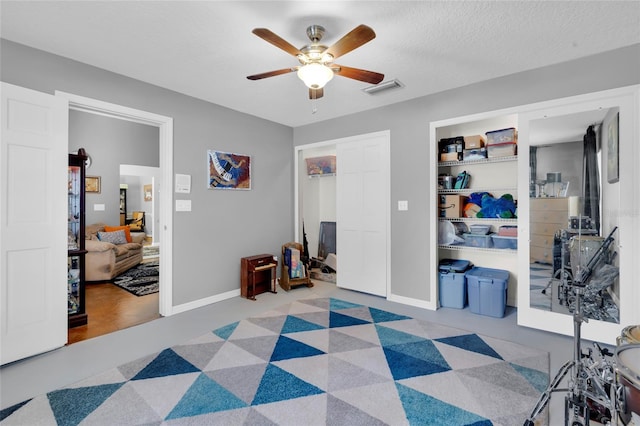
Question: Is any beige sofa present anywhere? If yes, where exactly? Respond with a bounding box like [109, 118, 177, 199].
[85, 223, 145, 281]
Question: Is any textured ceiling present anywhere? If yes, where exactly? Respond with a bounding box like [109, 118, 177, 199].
[1, 1, 639, 128]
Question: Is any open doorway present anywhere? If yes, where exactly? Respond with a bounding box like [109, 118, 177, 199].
[57, 91, 174, 343]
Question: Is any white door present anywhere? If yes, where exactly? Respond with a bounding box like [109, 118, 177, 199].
[1, 82, 69, 365]
[336, 131, 390, 296]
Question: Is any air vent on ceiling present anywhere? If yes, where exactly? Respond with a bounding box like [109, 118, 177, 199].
[362, 79, 404, 95]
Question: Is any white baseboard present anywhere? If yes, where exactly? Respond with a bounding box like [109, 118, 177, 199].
[169, 289, 240, 315]
[387, 293, 437, 311]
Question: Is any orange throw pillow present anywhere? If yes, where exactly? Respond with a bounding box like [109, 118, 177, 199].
[104, 225, 132, 243]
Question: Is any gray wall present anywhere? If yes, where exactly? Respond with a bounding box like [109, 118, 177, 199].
[1, 39, 294, 306]
[293, 44, 640, 303]
[3, 37, 638, 308]
[69, 110, 159, 225]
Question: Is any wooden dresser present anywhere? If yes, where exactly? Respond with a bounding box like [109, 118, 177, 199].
[240, 254, 277, 300]
[530, 197, 568, 264]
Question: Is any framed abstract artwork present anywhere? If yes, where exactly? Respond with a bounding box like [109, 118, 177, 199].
[207, 150, 251, 190]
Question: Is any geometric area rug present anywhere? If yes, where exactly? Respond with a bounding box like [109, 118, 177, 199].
[112, 261, 159, 297]
[0, 297, 549, 425]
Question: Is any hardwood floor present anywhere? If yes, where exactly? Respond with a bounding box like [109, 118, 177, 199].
[68, 282, 160, 344]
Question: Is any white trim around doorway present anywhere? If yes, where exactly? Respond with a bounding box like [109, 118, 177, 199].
[55, 91, 174, 316]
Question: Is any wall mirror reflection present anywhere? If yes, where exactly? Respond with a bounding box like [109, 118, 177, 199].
[528, 108, 620, 324]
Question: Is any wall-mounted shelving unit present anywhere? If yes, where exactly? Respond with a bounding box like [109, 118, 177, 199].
[431, 114, 520, 308]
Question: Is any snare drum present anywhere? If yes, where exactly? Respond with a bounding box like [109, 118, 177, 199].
[618, 325, 640, 346]
[615, 344, 640, 424]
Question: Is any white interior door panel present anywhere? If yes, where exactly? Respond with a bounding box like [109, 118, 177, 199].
[1, 82, 68, 365]
[336, 131, 390, 297]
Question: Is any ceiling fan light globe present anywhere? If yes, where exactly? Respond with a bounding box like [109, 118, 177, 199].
[297, 63, 334, 89]
[321, 53, 334, 63]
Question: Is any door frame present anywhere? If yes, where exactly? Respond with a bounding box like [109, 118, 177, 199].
[294, 130, 391, 296]
[55, 91, 174, 316]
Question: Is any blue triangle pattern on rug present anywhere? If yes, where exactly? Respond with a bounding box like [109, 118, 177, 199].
[329, 310, 371, 328]
[0, 400, 30, 421]
[396, 382, 492, 426]
[511, 362, 549, 393]
[368, 306, 411, 323]
[252, 364, 325, 405]
[329, 298, 363, 310]
[4, 298, 549, 425]
[375, 324, 426, 347]
[389, 340, 450, 370]
[165, 373, 246, 420]
[530, 273, 550, 279]
[131, 348, 200, 380]
[270, 335, 325, 361]
[384, 346, 450, 380]
[435, 333, 503, 360]
[48, 383, 124, 426]
[213, 321, 239, 340]
[281, 315, 326, 334]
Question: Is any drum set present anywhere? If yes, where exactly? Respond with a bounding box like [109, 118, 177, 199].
[525, 227, 639, 425]
[544, 228, 619, 323]
[617, 326, 640, 425]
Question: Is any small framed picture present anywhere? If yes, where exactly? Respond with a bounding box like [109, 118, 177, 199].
[85, 176, 101, 193]
[144, 184, 152, 201]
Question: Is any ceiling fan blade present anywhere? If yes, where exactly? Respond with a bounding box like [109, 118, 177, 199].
[247, 68, 296, 80]
[309, 88, 324, 100]
[324, 24, 376, 60]
[333, 65, 384, 84]
[252, 28, 302, 57]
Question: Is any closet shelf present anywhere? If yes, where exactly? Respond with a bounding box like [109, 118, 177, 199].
[438, 155, 517, 168]
[438, 217, 517, 223]
[308, 173, 335, 178]
[438, 188, 517, 194]
[439, 244, 517, 254]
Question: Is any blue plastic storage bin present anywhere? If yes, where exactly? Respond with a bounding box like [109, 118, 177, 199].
[491, 235, 517, 249]
[463, 233, 493, 248]
[465, 267, 509, 317]
[439, 259, 471, 309]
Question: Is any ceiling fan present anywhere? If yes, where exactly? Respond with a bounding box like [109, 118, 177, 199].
[247, 24, 384, 99]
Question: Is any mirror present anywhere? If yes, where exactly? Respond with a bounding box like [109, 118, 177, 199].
[528, 109, 620, 324]
[517, 85, 639, 344]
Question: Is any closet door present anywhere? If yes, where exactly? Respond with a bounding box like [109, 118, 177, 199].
[336, 131, 390, 297]
[1, 82, 69, 364]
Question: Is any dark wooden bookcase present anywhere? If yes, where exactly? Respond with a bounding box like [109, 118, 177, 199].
[68, 150, 88, 327]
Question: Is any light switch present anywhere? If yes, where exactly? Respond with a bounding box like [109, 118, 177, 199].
[398, 200, 408, 211]
[175, 200, 192, 212]
[93, 204, 105, 211]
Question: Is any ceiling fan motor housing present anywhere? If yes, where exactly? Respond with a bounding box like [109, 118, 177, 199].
[306, 25, 325, 42]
